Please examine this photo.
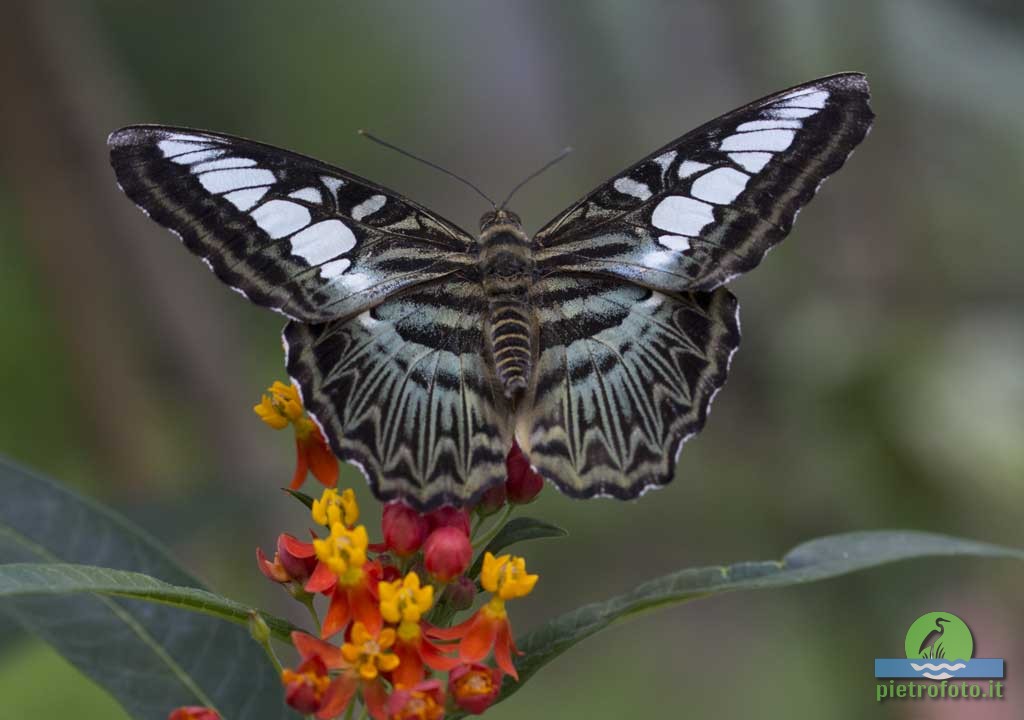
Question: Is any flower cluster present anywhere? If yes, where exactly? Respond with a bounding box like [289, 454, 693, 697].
[253, 381, 543, 719]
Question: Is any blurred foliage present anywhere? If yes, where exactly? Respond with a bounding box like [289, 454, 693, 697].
[0, 1, 1021, 718]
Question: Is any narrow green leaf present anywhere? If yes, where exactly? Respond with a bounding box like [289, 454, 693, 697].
[469, 517, 567, 578]
[0, 456, 295, 720]
[0, 563, 298, 642]
[475, 531, 1024, 714]
[284, 488, 315, 510]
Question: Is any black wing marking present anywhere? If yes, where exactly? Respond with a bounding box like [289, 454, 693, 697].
[533, 73, 873, 291]
[109, 126, 475, 322]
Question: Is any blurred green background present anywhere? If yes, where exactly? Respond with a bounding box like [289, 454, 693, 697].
[1, 1, 1022, 718]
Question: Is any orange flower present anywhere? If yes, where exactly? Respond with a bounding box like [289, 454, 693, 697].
[449, 663, 503, 715]
[302, 490, 384, 637]
[386, 680, 446, 720]
[285, 632, 358, 719]
[254, 380, 338, 489]
[288, 630, 399, 720]
[167, 708, 220, 720]
[427, 552, 537, 680]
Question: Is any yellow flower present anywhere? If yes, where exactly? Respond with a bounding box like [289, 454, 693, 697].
[379, 571, 434, 633]
[253, 381, 304, 429]
[340, 622, 400, 681]
[254, 380, 339, 490]
[312, 488, 359, 528]
[313, 523, 369, 586]
[480, 552, 538, 601]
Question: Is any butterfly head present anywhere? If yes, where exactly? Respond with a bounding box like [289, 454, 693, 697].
[480, 208, 523, 233]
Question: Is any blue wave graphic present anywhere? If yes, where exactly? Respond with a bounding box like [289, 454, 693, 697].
[875, 659, 1004, 679]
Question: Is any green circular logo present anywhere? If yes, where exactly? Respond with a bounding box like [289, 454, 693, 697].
[905, 612, 973, 661]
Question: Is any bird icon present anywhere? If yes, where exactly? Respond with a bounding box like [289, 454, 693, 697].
[918, 617, 951, 659]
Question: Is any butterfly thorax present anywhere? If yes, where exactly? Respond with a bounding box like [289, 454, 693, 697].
[478, 209, 535, 399]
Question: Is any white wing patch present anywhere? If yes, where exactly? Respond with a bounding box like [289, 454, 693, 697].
[678, 160, 710, 179]
[289, 220, 356, 264]
[658, 235, 691, 252]
[251, 199, 311, 239]
[224, 187, 269, 211]
[289, 187, 324, 204]
[352, 194, 386, 221]
[779, 89, 829, 109]
[729, 152, 772, 173]
[613, 177, 652, 201]
[652, 196, 716, 238]
[198, 168, 277, 194]
[720, 129, 795, 152]
[690, 167, 749, 205]
[319, 257, 352, 279]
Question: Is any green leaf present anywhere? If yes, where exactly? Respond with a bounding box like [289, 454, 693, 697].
[479, 531, 1024, 714]
[284, 488, 315, 510]
[469, 517, 567, 578]
[0, 456, 296, 720]
[0, 563, 298, 642]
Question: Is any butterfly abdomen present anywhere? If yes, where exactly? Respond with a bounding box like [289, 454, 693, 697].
[478, 211, 535, 398]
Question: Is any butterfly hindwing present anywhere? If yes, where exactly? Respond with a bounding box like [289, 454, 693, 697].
[285, 274, 513, 509]
[533, 73, 873, 292]
[109, 126, 475, 322]
[517, 275, 740, 498]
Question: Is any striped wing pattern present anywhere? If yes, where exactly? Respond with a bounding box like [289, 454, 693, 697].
[109, 126, 474, 322]
[285, 274, 514, 508]
[109, 74, 871, 509]
[518, 276, 740, 498]
[534, 73, 873, 292]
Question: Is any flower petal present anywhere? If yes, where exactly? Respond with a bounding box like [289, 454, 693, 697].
[322, 589, 351, 639]
[494, 621, 518, 680]
[305, 561, 337, 594]
[291, 631, 346, 668]
[459, 613, 499, 663]
[290, 436, 310, 489]
[363, 679, 390, 720]
[316, 674, 357, 720]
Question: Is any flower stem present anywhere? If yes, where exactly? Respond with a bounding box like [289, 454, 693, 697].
[256, 634, 283, 675]
[472, 505, 514, 551]
[299, 594, 321, 634]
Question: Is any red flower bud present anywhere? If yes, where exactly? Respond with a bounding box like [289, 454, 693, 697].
[427, 506, 472, 536]
[423, 526, 472, 582]
[256, 533, 317, 584]
[449, 663, 502, 715]
[444, 575, 477, 611]
[475, 481, 507, 517]
[168, 708, 220, 720]
[382, 501, 430, 556]
[505, 442, 544, 504]
[380, 563, 402, 583]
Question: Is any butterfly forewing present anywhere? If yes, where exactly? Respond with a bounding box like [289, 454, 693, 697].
[109, 126, 475, 322]
[285, 275, 513, 509]
[533, 73, 873, 292]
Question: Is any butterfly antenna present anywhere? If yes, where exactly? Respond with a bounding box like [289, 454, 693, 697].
[498, 146, 573, 210]
[358, 130, 496, 208]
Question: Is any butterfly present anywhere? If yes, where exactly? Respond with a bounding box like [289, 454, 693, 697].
[109, 73, 873, 511]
